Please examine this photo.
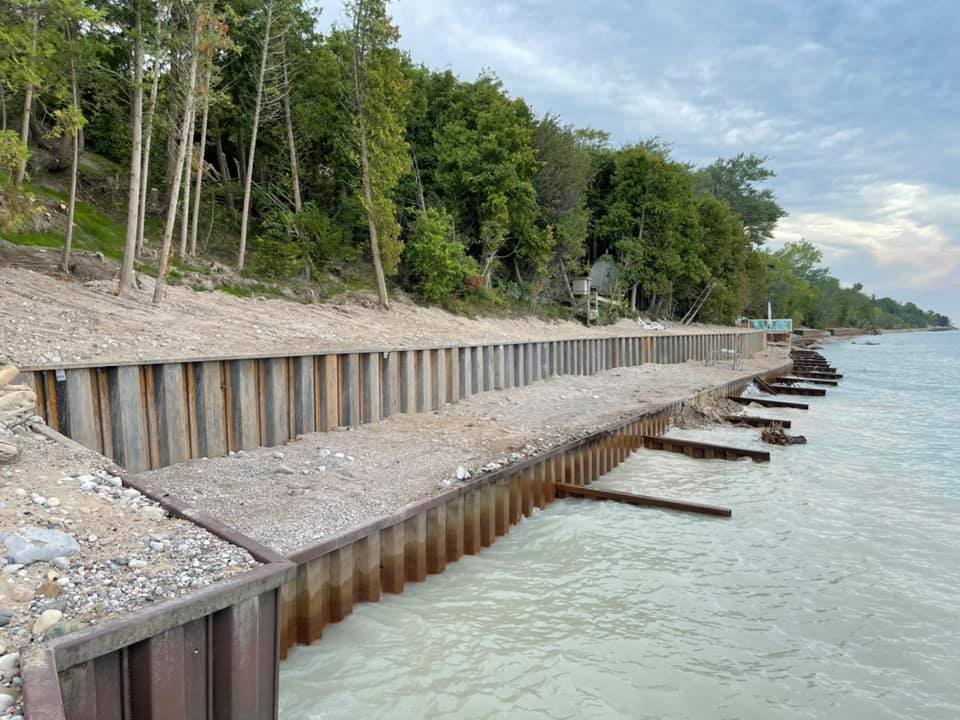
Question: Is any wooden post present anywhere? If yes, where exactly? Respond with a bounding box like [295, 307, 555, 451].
[404, 514, 427, 583]
[380, 524, 405, 594]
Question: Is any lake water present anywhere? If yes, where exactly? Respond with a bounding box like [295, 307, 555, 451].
[279, 331, 960, 719]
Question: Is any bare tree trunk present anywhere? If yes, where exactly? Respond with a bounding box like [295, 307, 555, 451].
[412, 146, 426, 212]
[215, 135, 233, 211]
[282, 44, 302, 213]
[352, 34, 389, 309]
[1, 86, 7, 131]
[117, 3, 145, 297]
[559, 257, 575, 302]
[178, 90, 197, 258]
[189, 65, 211, 257]
[153, 8, 200, 304]
[136, 60, 160, 257]
[59, 41, 80, 274]
[15, 8, 38, 185]
[630, 283, 638, 311]
[237, 0, 274, 271]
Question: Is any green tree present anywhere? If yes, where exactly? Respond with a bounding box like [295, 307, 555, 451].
[695, 153, 786, 245]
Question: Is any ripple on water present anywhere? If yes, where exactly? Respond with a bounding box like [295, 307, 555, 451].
[280, 332, 960, 720]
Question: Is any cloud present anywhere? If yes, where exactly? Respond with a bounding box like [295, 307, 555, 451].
[774, 181, 960, 289]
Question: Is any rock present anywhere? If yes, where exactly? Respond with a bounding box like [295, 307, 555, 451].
[46, 497, 61, 508]
[139, 506, 166, 521]
[74, 474, 95, 483]
[0, 526, 81, 565]
[0, 442, 18, 466]
[32, 609, 62, 637]
[0, 609, 13, 628]
[108, 477, 123, 488]
[14, 488, 25, 497]
[2, 564, 23, 575]
[112, 557, 128, 566]
[273, 451, 285, 460]
[0, 365, 19, 390]
[275, 465, 295, 475]
[0, 691, 15, 713]
[0, 653, 19, 671]
[36, 580, 61, 598]
[52, 556, 70, 571]
[31, 494, 46, 506]
[104, 464, 124, 477]
[456, 466, 471, 481]
[149, 541, 165, 552]
[128, 559, 149, 569]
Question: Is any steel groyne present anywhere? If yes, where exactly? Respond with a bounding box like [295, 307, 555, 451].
[19, 330, 777, 719]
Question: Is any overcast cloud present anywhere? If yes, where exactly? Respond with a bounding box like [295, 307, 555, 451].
[321, 0, 959, 321]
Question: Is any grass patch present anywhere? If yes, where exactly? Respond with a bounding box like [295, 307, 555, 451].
[6, 185, 127, 261]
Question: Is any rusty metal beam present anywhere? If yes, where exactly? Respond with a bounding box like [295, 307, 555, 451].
[768, 384, 827, 397]
[778, 376, 838, 386]
[555, 483, 731, 517]
[730, 396, 809, 410]
[722, 415, 792, 429]
[642, 436, 770, 462]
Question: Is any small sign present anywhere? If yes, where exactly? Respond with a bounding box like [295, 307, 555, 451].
[55, 369, 66, 382]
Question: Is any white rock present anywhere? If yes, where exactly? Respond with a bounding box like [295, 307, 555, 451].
[128, 559, 148, 569]
[32, 609, 62, 637]
[46, 497, 61, 508]
[140, 506, 166, 520]
[0, 693, 14, 713]
[456, 466, 471, 481]
[14, 488, 25, 497]
[0, 653, 18, 672]
[31, 494, 46, 506]
[273, 451, 285, 460]
[2, 564, 23, 575]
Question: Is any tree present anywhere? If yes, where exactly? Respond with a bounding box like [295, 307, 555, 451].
[117, 0, 145, 296]
[345, 0, 410, 308]
[237, 0, 276, 271]
[434, 73, 540, 288]
[153, 2, 201, 304]
[695, 153, 786, 245]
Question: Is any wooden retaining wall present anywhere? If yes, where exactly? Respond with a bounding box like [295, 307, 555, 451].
[27, 331, 766, 473]
[277, 361, 789, 658]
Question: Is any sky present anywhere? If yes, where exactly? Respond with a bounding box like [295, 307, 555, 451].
[320, 1, 960, 322]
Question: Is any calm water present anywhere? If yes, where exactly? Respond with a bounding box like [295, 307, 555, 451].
[280, 331, 960, 719]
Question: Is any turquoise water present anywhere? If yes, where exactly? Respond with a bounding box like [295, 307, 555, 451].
[279, 331, 960, 719]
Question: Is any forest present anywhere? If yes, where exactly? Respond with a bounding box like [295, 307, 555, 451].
[0, 0, 951, 330]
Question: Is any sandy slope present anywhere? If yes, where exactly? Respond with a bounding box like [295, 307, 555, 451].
[0, 266, 752, 367]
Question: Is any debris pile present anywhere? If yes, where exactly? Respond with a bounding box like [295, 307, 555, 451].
[0, 362, 40, 465]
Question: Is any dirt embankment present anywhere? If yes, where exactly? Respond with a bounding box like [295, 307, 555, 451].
[0, 265, 756, 368]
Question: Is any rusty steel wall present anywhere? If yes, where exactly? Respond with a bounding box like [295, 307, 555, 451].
[26, 332, 766, 474]
[278, 362, 790, 658]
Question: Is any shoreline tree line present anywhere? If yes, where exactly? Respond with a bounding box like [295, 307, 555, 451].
[0, 0, 950, 329]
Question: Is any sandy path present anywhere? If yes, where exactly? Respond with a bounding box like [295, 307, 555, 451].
[135, 350, 788, 554]
[0, 267, 753, 367]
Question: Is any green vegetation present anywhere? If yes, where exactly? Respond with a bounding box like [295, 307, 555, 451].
[0, 0, 949, 328]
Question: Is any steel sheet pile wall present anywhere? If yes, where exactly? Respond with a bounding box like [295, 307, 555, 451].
[27, 331, 765, 473]
[278, 362, 789, 658]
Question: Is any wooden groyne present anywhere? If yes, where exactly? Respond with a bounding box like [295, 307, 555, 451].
[24, 330, 766, 472]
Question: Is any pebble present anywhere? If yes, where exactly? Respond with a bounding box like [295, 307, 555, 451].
[149, 541, 165, 552]
[108, 477, 123, 488]
[273, 451, 285, 460]
[46, 496, 61, 507]
[1, 565, 23, 575]
[275, 465, 295, 475]
[32, 609, 62, 637]
[0, 693, 14, 713]
[456, 466, 471, 481]
[0, 653, 18, 671]
[52, 556, 70, 571]
[0, 609, 13, 628]
[140, 506, 166, 520]
[128, 559, 149, 569]
[31, 494, 46, 505]
[13, 488, 24, 497]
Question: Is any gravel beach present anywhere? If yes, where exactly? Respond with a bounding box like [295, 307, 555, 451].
[135, 350, 787, 555]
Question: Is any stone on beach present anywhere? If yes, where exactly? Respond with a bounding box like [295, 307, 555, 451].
[0, 526, 80, 565]
[32, 609, 62, 637]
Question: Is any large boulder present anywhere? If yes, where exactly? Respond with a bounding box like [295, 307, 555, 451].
[0, 526, 81, 565]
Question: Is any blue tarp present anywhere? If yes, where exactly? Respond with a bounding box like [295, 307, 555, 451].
[748, 319, 793, 331]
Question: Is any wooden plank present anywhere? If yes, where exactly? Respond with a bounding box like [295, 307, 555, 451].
[64, 369, 99, 453]
[229, 360, 260, 450]
[643, 436, 770, 462]
[109, 365, 150, 472]
[293, 356, 316, 435]
[403, 514, 427, 583]
[155, 363, 191, 466]
[399, 350, 416, 414]
[262, 357, 290, 446]
[319, 355, 340, 430]
[555, 483, 731, 517]
[362, 352, 382, 423]
[382, 351, 399, 418]
[341, 353, 360, 427]
[730, 396, 809, 410]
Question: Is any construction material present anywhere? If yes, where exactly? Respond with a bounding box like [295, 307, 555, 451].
[777, 376, 838, 386]
[731, 396, 809, 410]
[722, 415, 792, 429]
[642, 436, 770, 462]
[768, 384, 827, 397]
[555, 483, 732, 517]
